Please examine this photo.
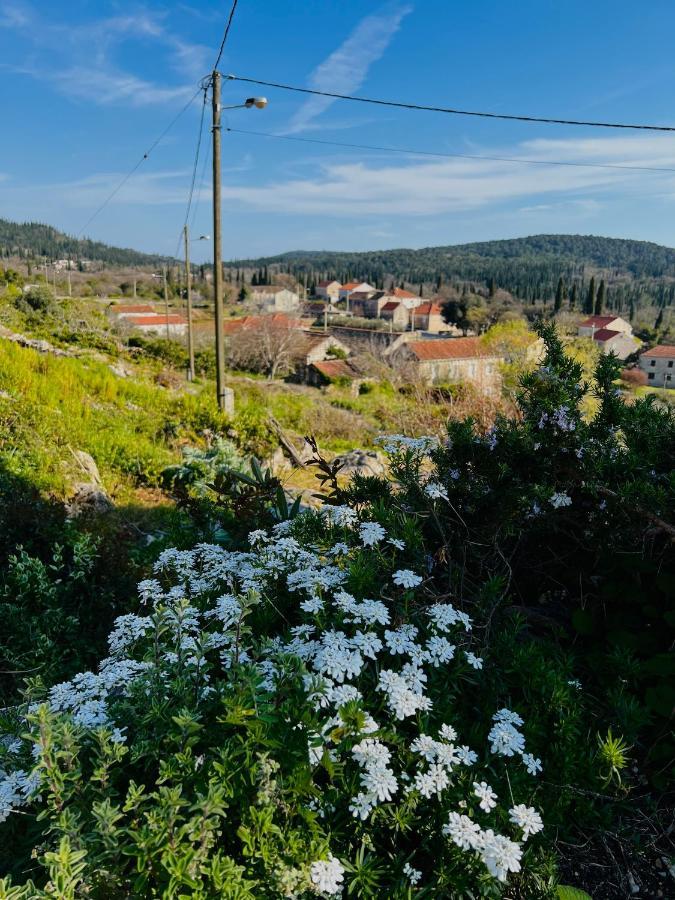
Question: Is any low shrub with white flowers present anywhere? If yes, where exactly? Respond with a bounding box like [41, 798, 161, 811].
[0, 498, 557, 898]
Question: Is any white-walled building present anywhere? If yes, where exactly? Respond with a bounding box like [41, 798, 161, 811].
[578, 315, 639, 359]
[316, 280, 341, 302]
[639, 345, 675, 388]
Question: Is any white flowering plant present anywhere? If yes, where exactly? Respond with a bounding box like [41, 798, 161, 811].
[0, 503, 557, 898]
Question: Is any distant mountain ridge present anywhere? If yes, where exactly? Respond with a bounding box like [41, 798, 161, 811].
[227, 234, 675, 281]
[0, 219, 172, 267]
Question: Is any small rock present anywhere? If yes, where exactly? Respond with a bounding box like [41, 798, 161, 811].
[66, 483, 113, 518]
[333, 449, 386, 477]
[71, 450, 103, 486]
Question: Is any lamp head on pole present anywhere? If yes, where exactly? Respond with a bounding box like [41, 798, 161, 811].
[244, 96, 268, 109]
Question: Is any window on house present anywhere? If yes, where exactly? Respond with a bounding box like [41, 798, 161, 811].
[650, 359, 656, 366]
[648, 372, 655, 380]
[668, 360, 674, 368]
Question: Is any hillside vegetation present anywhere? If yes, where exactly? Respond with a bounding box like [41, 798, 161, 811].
[0, 218, 171, 267]
[228, 233, 675, 310]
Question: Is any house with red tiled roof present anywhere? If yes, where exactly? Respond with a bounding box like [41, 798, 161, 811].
[338, 281, 375, 306]
[380, 300, 410, 329]
[399, 337, 503, 392]
[410, 302, 445, 333]
[577, 314, 638, 359]
[638, 345, 675, 388]
[124, 313, 188, 336]
[307, 358, 361, 386]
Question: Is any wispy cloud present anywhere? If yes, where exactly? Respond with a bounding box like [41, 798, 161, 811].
[285, 3, 412, 134]
[217, 134, 675, 216]
[0, 3, 207, 106]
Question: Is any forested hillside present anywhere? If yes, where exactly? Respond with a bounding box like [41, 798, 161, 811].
[227, 234, 675, 309]
[0, 218, 171, 267]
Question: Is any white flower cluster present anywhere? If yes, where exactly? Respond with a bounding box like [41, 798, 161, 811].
[376, 434, 438, 455]
[549, 491, 572, 509]
[310, 854, 345, 896]
[0, 507, 544, 889]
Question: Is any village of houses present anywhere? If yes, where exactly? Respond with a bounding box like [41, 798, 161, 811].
[107, 277, 675, 392]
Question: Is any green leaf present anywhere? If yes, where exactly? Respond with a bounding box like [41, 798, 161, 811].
[571, 608, 594, 635]
[557, 887, 593, 900]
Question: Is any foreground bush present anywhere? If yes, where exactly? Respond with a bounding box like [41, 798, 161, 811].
[0, 505, 562, 897]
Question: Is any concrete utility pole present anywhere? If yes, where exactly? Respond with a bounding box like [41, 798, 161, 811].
[211, 70, 226, 412]
[162, 265, 170, 340]
[183, 224, 195, 381]
[133, 277, 137, 299]
[67, 269, 72, 297]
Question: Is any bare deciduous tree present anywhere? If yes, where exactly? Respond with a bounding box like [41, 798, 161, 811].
[227, 316, 308, 379]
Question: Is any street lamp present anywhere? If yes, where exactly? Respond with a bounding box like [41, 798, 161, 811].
[211, 72, 268, 412]
[183, 227, 210, 381]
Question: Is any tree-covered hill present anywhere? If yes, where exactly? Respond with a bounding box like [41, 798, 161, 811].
[226, 234, 675, 307]
[0, 218, 172, 267]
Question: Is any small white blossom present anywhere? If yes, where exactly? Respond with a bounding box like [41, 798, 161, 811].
[549, 491, 572, 509]
[473, 780, 498, 813]
[403, 861, 422, 885]
[392, 569, 422, 589]
[424, 481, 448, 501]
[465, 651, 483, 670]
[522, 753, 543, 776]
[443, 812, 481, 850]
[359, 522, 386, 546]
[509, 804, 544, 840]
[310, 855, 344, 896]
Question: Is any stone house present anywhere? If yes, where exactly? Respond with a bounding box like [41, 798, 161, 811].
[400, 337, 503, 392]
[379, 300, 410, 329]
[315, 279, 341, 302]
[638, 345, 675, 388]
[410, 302, 446, 333]
[578, 315, 639, 359]
[248, 285, 301, 312]
[307, 358, 361, 387]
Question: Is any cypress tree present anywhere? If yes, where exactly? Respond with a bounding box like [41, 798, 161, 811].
[554, 277, 565, 313]
[584, 276, 596, 315]
[594, 279, 606, 315]
[629, 299, 635, 321]
[569, 283, 578, 310]
[655, 308, 664, 330]
[251, 272, 258, 286]
[488, 276, 496, 298]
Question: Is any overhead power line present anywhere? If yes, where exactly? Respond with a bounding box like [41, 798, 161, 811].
[226, 74, 675, 133]
[175, 86, 209, 259]
[213, 0, 240, 71]
[76, 86, 203, 240]
[226, 126, 675, 174]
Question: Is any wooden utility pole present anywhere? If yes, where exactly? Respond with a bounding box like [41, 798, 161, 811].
[67, 269, 72, 297]
[162, 265, 170, 340]
[211, 70, 226, 411]
[133, 277, 137, 298]
[183, 225, 195, 381]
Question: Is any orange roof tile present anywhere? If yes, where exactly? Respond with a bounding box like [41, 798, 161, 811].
[641, 344, 675, 358]
[312, 359, 357, 379]
[406, 337, 496, 361]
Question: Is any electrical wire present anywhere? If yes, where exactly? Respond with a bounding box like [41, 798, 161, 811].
[174, 87, 209, 259]
[76, 86, 204, 239]
[213, 0, 240, 72]
[225, 126, 675, 174]
[226, 74, 675, 133]
[190, 137, 212, 232]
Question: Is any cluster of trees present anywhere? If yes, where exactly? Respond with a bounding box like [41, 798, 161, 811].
[227, 234, 675, 319]
[0, 218, 171, 268]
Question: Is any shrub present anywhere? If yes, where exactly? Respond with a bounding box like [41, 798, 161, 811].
[0, 513, 557, 897]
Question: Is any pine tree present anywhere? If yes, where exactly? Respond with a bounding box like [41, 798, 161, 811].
[554, 277, 565, 313]
[594, 279, 606, 315]
[584, 276, 596, 315]
[569, 283, 578, 310]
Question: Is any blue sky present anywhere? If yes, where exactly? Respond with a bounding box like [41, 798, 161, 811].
[3, 0, 675, 261]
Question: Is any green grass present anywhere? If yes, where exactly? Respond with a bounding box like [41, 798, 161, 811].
[0, 339, 225, 499]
